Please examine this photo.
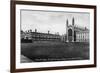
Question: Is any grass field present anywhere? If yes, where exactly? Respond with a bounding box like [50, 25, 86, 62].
[21, 41, 89, 63]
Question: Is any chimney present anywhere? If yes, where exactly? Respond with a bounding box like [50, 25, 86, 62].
[57, 32, 59, 35]
[85, 27, 87, 30]
[30, 29, 32, 32]
[35, 29, 37, 32]
[48, 30, 50, 34]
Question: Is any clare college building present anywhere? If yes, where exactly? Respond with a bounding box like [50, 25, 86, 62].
[21, 17, 89, 43]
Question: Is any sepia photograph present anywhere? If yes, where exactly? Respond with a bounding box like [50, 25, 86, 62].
[21, 10, 90, 63]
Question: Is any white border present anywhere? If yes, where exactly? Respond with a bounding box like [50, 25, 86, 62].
[16, 4, 94, 69]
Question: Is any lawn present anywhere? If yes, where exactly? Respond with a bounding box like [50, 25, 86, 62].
[21, 41, 89, 62]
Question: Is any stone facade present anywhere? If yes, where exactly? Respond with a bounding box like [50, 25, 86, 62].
[66, 17, 89, 42]
[21, 17, 89, 43]
[21, 30, 61, 42]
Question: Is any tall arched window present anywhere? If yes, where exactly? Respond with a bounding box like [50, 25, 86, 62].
[68, 29, 72, 42]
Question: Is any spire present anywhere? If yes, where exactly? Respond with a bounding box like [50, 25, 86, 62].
[72, 17, 75, 25]
[72, 17, 75, 42]
[66, 19, 69, 42]
[66, 19, 68, 26]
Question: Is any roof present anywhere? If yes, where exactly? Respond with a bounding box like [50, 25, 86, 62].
[68, 25, 89, 32]
[32, 32, 60, 36]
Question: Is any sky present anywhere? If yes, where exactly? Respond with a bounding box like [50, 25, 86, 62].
[21, 10, 90, 35]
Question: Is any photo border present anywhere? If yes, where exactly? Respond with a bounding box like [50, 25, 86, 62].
[10, 0, 97, 73]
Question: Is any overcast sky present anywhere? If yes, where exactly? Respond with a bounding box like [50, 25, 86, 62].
[21, 10, 90, 35]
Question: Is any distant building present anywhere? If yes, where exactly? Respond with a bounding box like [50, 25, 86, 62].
[65, 17, 89, 42]
[31, 31, 61, 41]
[21, 17, 89, 43]
[21, 29, 61, 42]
